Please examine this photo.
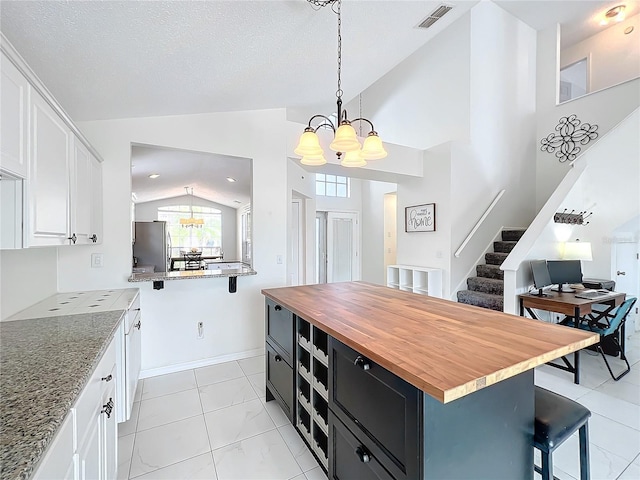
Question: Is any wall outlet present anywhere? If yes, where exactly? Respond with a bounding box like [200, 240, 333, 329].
[197, 321, 204, 339]
[91, 253, 104, 268]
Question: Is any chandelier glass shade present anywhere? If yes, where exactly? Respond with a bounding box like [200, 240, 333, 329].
[181, 186, 204, 228]
[294, 0, 387, 168]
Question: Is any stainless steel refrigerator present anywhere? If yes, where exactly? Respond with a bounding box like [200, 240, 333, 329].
[133, 221, 171, 272]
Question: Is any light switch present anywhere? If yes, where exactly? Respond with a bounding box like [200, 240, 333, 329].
[91, 253, 104, 268]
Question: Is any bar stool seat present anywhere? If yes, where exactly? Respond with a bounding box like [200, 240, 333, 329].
[534, 386, 591, 480]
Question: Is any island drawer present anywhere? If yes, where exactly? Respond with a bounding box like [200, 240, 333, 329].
[265, 298, 294, 365]
[266, 342, 294, 421]
[329, 411, 395, 480]
[328, 337, 421, 480]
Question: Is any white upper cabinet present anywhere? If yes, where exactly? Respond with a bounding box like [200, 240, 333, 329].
[90, 154, 103, 245]
[28, 90, 72, 246]
[1, 54, 28, 177]
[72, 139, 93, 244]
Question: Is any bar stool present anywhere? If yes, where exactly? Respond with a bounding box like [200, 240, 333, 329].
[534, 386, 591, 480]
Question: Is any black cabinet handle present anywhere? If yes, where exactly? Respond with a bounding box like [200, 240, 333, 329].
[101, 374, 113, 382]
[134, 321, 141, 330]
[274, 305, 282, 311]
[274, 354, 282, 362]
[354, 355, 371, 371]
[355, 446, 371, 463]
[67, 233, 77, 244]
[90, 234, 98, 243]
[101, 398, 114, 418]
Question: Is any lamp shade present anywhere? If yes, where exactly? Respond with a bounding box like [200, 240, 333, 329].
[340, 149, 367, 168]
[361, 132, 388, 160]
[330, 123, 360, 152]
[295, 130, 323, 156]
[300, 152, 327, 166]
[563, 240, 593, 261]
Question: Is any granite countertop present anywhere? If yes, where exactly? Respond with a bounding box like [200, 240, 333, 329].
[0, 289, 139, 480]
[128, 264, 257, 282]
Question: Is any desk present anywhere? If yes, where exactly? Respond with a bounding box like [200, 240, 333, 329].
[519, 290, 626, 384]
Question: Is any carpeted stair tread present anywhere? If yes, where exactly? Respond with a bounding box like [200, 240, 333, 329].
[467, 277, 504, 295]
[501, 229, 527, 241]
[476, 264, 504, 280]
[493, 241, 517, 253]
[456, 290, 504, 311]
[485, 252, 508, 265]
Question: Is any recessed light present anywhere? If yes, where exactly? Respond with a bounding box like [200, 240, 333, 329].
[226, 177, 237, 182]
[605, 4, 626, 22]
[625, 26, 634, 34]
[149, 173, 160, 179]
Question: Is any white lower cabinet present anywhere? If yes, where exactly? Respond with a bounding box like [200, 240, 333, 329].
[116, 292, 141, 423]
[34, 336, 117, 480]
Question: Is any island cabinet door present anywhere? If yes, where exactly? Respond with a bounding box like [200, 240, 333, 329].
[328, 338, 422, 480]
[329, 411, 395, 480]
[265, 299, 294, 365]
[266, 342, 294, 421]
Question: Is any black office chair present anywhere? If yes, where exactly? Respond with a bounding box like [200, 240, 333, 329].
[577, 297, 636, 381]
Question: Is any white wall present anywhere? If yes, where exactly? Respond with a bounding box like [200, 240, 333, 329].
[315, 177, 363, 212]
[383, 193, 397, 282]
[135, 194, 238, 260]
[561, 14, 640, 95]
[56, 109, 289, 374]
[536, 25, 640, 208]
[1, 247, 58, 319]
[361, 181, 397, 285]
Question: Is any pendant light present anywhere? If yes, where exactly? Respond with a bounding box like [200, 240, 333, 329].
[294, 0, 387, 168]
[180, 186, 204, 228]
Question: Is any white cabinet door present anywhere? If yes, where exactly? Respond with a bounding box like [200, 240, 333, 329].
[32, 413, 76, 480]
[79, 414, 101, 480]
[28, 90, 71, 246]
[72, 138, 92, 244]
[0, 54, 28, 177]
[90, 155, 103, 244]
[125, 309, 142, 415]
[101, 386, 117, 480]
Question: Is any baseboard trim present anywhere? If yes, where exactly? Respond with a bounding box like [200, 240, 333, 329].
[139, 347, 265, 379]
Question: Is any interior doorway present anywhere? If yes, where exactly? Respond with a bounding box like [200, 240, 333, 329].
[614, 241, 639, 332]
[316, 211, 360, 284]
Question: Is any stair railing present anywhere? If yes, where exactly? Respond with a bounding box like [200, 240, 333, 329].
[454, 189, 505, 258]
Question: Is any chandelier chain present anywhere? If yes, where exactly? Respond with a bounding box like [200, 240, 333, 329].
[336, 0, 342, 100]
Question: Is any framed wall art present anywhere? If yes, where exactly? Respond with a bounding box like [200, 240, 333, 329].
[405, 203, 436, 232]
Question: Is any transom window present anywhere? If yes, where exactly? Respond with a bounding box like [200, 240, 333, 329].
[316, 174, 350, 198]
[158, 205, 222, 257]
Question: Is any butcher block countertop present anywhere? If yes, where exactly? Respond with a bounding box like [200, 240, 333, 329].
[261, 282, 599, 403]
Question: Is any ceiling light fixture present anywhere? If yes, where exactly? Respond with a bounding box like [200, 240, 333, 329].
[226, 177, 237, 182]
[601, 4, 626, 25]
[180, 186, 204, 228]
[149, 173, 160, 179]
[294, 0, 387, 168]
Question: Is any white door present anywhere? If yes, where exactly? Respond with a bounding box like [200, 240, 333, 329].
[29, 89, 71, 246]
[327, 212, 359, 283]
[316, 212, 327, 284]
[614, 242, 639, 333]
[290, 199, 301, 285]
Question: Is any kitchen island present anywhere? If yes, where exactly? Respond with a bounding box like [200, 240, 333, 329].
[262, 281, 598, 480]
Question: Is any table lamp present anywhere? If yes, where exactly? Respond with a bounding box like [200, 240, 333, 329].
[562, 240, 593, 261]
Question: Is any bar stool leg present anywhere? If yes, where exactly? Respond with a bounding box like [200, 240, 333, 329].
[541, 450, 553, 480]
[579, 424, 590, 480]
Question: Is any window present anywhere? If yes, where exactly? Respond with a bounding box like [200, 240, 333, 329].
[158, 205, 222, 257]
[316, 174, 350, 198]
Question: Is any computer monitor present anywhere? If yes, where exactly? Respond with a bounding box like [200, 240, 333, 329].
[547, 260, 583, 293]
[530, 260, 552, 296]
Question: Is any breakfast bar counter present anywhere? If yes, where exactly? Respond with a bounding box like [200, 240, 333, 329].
[261, 282, 598, 479]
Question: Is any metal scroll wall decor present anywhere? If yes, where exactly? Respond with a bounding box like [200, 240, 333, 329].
[540, 115, 599, 163]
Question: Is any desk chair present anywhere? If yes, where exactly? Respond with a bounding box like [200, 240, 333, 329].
[577, 297, 636, 381]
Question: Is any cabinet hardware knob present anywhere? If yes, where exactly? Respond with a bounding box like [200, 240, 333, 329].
[67, 233, 77, 244]
[134, 321, 142, 330]
[355, 446, 371, 463]
[101, 374, 113, 382]
[90, 234, 98, 243]
[617, 271, 626, 276]
[275, 354, 283, 362]
[101, 398, 114, 418]
[274, 305, 282, 311]
[354, 355, 371, 371]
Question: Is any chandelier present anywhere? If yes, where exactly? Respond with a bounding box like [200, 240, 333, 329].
[294, 0, 387, 168]
[180, 186, 204, 228]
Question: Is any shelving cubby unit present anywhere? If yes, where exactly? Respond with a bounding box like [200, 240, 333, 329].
[296, 316, 329, 472]
[386, 264, 443, 298]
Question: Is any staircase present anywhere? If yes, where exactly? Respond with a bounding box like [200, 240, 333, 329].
[456, 229, 526, 311]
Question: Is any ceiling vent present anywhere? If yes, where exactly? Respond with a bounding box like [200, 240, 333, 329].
[418, 4, 453, 29]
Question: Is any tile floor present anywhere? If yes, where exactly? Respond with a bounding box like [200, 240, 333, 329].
[118, 333, 640, 480]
